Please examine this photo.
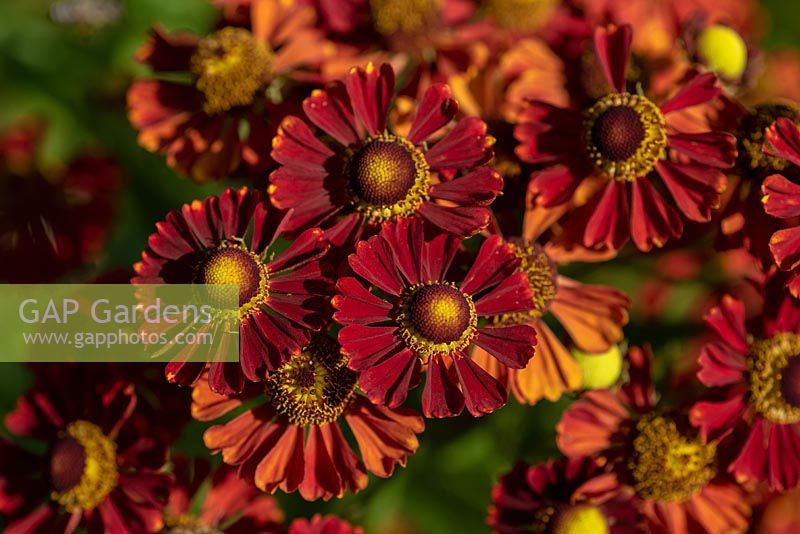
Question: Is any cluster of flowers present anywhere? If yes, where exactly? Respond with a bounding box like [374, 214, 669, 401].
[5, 0, 800, 532]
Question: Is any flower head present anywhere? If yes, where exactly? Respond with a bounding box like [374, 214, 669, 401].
[127, 0, 337, 181]
[690, 287, 800, 491]
[269, 62, 500, 244]
[1, 366, 171, 533]
[515, 24, 737, 252]
[194, 335, 424, 501]
[333, 217, 538, 417]
[133, 187, 332, 394]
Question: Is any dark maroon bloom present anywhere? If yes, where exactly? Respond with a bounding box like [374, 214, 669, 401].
[515, 24, 736, 252]
[333, 217, 537, 418]
[269, 62, 501, 245]
[1, 367, 171, 533]
[133, 187, 332, 394]
[488, 456, 642, 534]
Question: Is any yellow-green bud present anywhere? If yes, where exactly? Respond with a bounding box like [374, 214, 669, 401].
[572, 345, 623, 389]
[696, 24, 748, 80]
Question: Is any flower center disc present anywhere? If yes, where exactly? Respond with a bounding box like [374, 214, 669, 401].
[370, 0, 435, 34]
[190, 27, 271, 115]
[196, 243, 268, 314]
[629, 415, 716, 502]
[584, 93, 667, 181]
[551, 505, 609, 534]
[591, 107, 646, 162]
[749, 333, 800, 423]
[165, 514, 224, 534]
[269, 336, 357, 426]
[410, 284, 473, 344]
[50, 420, 118, 512]
[485, 0, 558, 33]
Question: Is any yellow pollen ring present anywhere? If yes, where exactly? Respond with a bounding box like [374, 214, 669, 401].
[583, 92, 667, 182]
[495, 242, 557, 326]
[396, 281, 477, 360]
[196, 241, 270, 320]
[629, 415, 716, 502]
[346, 134, 431, 223]
[748, 333, 800, 424]
[190, 27, 272, 115]
[51, 420, 119, 512]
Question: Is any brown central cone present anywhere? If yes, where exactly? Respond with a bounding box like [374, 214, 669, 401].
[349, 140, 417, 205]
[198, 246, 263, 307]
[50, 437, 86, 493]
[410, 284, 471, 344]
[591, 106, 645, 161]
[781, 357, 800, 408]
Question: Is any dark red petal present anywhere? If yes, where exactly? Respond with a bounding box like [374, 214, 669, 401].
[656, 160, 726, 222]
[705, 295, 749, 353]
[474, 272, 535, 317]
[667, 132, 737, 168]
[474, 325, 537, 369]
[345, 63, 394, 136]
[298, 425, 342, 500]
[348, 232, 406, 296]
[660, 73, 720, 115]
[332, 277, 392, 325]
[302, 83, 361, 147]
[134, 25, 198, 71]
[764, 116, 800, 167]
[729, 418, 768, 486]
[271, 115, 335, 170]
[207, 362, 245, 395]
[630, 178, 683, 251]
[770, 225, 800, 271]
[584, 181, 630, 250]
[453, 355, 507, 417]
[358, 349, 419, 408]
[514, 102, 583, 164]
[268, 227, 329, 273]
[379, 217, 424, 285]
[697, 342, 747, 386]
[425, 117, 493, 171]
[593, 24, 632, 93]
[339, 325, 401, 369]
[689, 393, 748, 442]
[417, 203, 492, 238]
[529, 164, 586, 207]
[763, 174, 800, 218]
[460, 236, 518, 295]
[419, 224, 461, 281]
[422, 354, 465, 418]
[768, 423, 800, 491]
[429, 167, 503, 207]
[408, 83, 458, 144]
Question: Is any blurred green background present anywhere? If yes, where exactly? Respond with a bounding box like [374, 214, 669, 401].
[0, 1, 799, 532]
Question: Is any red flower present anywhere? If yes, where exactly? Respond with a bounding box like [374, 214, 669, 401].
[515, 24, 737, 252]
[760, 117, 800, 297]
[690, 287, 800, 491]
[558, 346, 751, 533]
[269, 62, 500, 244]
[0, 119, 121, 282]
[333, 217, 537, 417]
[1, 367, 171, 533]
[194, 335, 424, 501]
[133, 187, 332, 394]
[127, 0, 337, 181]
[289, 514, 363, 534]
[488, 456, 642, 534]
[164, 457, 284, 533]
[474, 238, 629, 405]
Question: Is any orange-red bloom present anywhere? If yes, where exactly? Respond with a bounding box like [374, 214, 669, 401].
[194, 335, 424, 501]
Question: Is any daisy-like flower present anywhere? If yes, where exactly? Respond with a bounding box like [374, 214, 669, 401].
[133, 187, 331, 394]
[689, 287, 800, 491]
[558, 346, 751, 533]
[515, 24, 737, 252]
[194, 335, 425, 501]
[127, 0, 337, 182]
[488, 456, 642, 534]
[333, 217, 538, 417]
[760, 116, 800, 296]
[289, 514, 363, 534]
[473, 237, 630, 405]
[269, 62, 500, 243]
[163, 457, 284, 533]
[1, 368, 171, 533]
[0, 118, 121, 282]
